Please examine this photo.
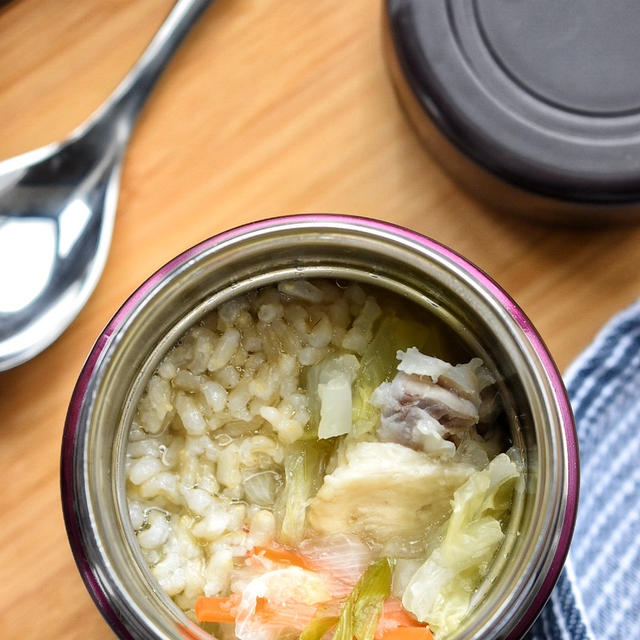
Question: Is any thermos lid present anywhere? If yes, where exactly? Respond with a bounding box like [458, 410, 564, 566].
[385, 0, 640, 222]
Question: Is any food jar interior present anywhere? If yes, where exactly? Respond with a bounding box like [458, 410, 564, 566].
[78, 224, 567, 640]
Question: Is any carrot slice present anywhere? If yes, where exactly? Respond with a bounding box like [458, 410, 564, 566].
[250, 545, 314, 570]
[194, 595, 240, 623]
[379, 627, 434, 640]
[374, 599, 431, 640]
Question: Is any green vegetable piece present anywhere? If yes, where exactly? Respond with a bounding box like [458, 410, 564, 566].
[277, 440, 334, 545]
[300, 616, 340, 640]
[332, 558, 392, 640]
[333, 597, 355, 640]
[352, 316, 426, 435]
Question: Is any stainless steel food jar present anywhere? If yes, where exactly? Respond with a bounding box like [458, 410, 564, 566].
[61, 215, 578, 640]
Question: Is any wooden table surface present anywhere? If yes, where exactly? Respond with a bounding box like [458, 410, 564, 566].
[1, 1, 639, 637]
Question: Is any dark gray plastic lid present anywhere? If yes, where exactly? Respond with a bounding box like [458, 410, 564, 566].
[386, 0, 640, 207]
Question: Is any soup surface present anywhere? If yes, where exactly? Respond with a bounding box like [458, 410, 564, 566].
[126, 279, 521, 639]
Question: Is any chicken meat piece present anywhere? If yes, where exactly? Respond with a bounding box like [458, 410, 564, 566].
[397, 349, 493, 398]
[307, 441, 476, 555]
[371, 349, 497, 457]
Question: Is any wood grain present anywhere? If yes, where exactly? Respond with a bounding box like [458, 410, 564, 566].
[0, 1, 639, 637]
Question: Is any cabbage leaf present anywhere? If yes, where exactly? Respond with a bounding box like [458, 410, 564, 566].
[313, 354, 360, 439]
[402, 452, 522, 637]
[306, 354, 360, 439]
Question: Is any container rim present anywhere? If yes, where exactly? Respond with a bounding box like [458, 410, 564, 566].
[61, 213, 578, 639]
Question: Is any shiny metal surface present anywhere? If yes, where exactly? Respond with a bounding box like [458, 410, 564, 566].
[0, 0, 213, 372]
[61, 216, 578, 640]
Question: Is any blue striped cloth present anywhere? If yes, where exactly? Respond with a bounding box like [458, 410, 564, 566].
[526, 299, 640, 639]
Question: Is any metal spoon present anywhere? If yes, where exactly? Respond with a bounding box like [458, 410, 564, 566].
[0, 0, 213, 372]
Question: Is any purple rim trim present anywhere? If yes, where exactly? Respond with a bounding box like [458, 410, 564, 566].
[60, 329, 134, 638]
[61, 213, 578, 639]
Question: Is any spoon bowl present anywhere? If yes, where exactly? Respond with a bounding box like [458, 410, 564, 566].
[0, 0, 213, 372]
[0, 118, 126, 370]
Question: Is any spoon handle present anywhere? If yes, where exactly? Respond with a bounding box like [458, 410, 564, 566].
[84, 0, 214, 137]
